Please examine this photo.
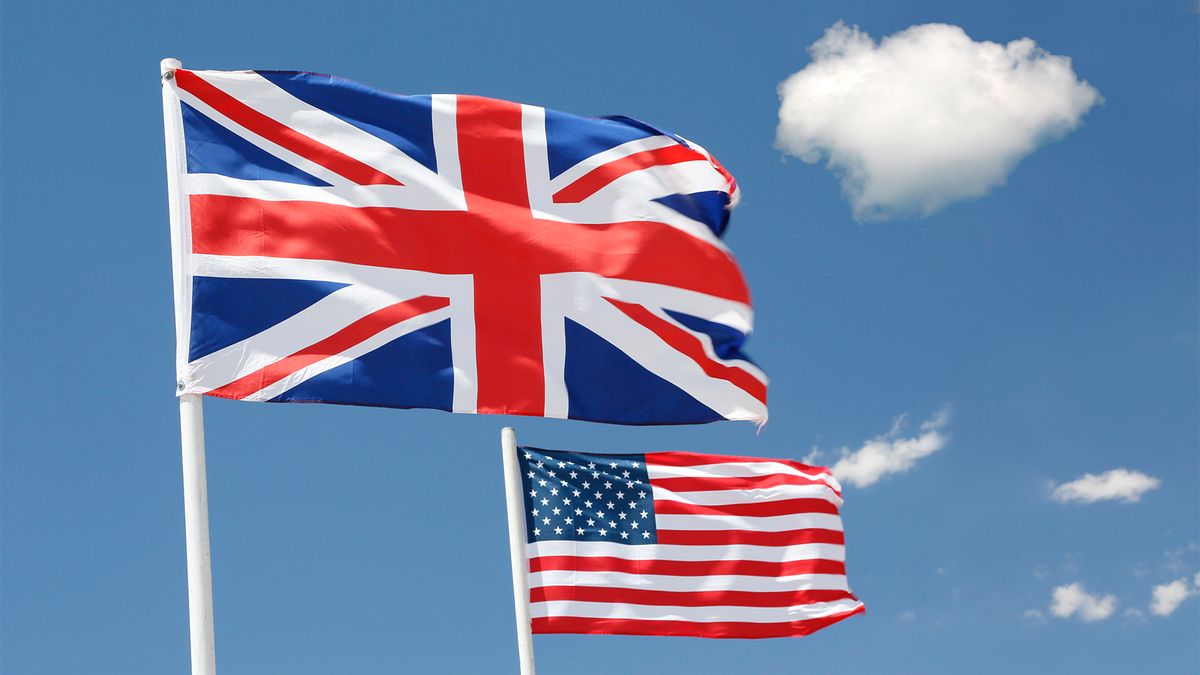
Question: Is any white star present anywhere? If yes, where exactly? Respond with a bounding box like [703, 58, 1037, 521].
[640, 510, 648, 519]
[524, 452, 532, 459]
[642, 531, 651, 539]
[548, 470, 556, 477]
[584, 500, 593, 508]
[632, 461, 640, 468]
[542, 517, 550, 525]
[629, 501, 637, 510]
[538, 479, 547, 487]
[598, 528, 608, 536]
[569, 471, 578, 479]
[609, 520, 617, 528]
[562, 497, 571, 505]
[596, 511, 606, 519]
[592, 471, 600, 479]
[587, 519, 596, 526]
[536, 461, 544, 468]
[541, 498, 549, 506]
[528, 489, 537, 498]
[533, 528, 540, 536]
[564, 517, 573, 525]
[588, 462, 596, 470]
[594, 492, 603, 499]
[631, 522, 639, 529]
[576, 528, 584, 535]
[620, 531, 629, 540]
[550, 487, 558, 496]
[616, 491, 625, 499]
[560, 480, 568, 486]
[582, 481, 590, 489]
[558, 461, 566, 468]
[552, 507, 561, 515]
[554, 527, 563, 535]
[609, 462, 618, 469]
[622, 470, 630, 478]
[606, 502, 615, 510]
[526, 471, 534, 479]
[604, 481, 613, 489]
[618, 512, 627, 520]
[638, 491, 646, 499]
[626, 481, 634, 489]
[575, 508, 583, 516]
[573, 490, 581, 497]
[531, 508, 539, 516]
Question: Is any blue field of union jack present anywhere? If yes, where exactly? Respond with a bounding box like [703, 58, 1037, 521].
[162, 68, 767, 425]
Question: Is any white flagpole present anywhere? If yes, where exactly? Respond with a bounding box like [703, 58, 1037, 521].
[161, 57, 217, 675]
[501, 427, 537, 675]
[178, 394, 216, 674]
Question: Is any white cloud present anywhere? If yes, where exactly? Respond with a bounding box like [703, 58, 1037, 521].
[1150, 578, 1196, 617]
[1051, 469, 1161, 504]
[776, 22, 1100, 221]
[818, 407, 949, 488]
[1050, 582, 1117, 622]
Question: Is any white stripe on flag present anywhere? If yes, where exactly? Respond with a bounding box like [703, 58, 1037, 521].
[529, 570, 851, 593]
[651, 484, 843, 507]
[653, 513, 844, 533]
[526, 540, 846, 563]
[529, 598, 865, 623]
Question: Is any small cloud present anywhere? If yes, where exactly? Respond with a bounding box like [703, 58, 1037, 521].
[776, 22, 1100, 221]
[1022, 609, 1047, 623]
[815, 406, 950, 488]
[1164, 542, 1198, 574]
[898, 610, 917, 622]
[1150, 578, 1196, 617]
[1051, 469, 1161, 504]
[1050, 582, 1117, 622]
[1033, 564, 1050, 581]
[1123, 607, 1146, 622]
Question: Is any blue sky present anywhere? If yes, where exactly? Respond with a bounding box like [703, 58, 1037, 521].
[2, 1, 1197, 673]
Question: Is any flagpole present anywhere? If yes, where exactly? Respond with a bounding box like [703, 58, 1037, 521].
[178, 394, 216, 674]
[162, 57, 217, 675]
[501, 427, 537, 675]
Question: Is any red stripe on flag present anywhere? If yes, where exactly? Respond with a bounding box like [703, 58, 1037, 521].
[656, 528, 845, 547]
[648, 451, 830, 472]
[604, 298, 766, 404]
[205, 295, 449, 400]
[174, 70, 403, 186]
[552, 145, 700, 204]
[528, 555, 847, 578]
[187, 195, 751, 305]
[653, 498, 840, 517]
[651, 473, 834, 493]
[531, 605, 865, 639]
[531, 585, 854, 608]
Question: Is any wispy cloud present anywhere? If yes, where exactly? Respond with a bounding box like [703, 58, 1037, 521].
[1051, 469, 1161, 504]
[811, 407, 950, 488]
[776, 22, 1100, 221]
[1049, 582, 1117, 622]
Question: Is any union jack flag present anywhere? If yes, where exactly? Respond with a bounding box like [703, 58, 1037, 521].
[161, 68, 767, 425]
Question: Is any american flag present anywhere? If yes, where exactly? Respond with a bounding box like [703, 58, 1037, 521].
[161, 68, 767, 425]
[517, 447, 864, 638]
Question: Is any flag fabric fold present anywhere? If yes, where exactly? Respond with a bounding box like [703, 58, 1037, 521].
[162, 68, 766, 425]
[517, 446, 864, 638]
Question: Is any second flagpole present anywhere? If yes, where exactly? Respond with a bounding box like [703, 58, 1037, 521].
[501, 427, 537, 675]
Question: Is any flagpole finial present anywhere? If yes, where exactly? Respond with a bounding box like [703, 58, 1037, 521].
[161, 58, 181, 79]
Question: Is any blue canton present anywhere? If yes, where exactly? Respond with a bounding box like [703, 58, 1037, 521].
[517, 447, 658, 545]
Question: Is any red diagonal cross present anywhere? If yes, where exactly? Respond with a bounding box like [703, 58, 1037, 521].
[183, 89, 751, 415]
